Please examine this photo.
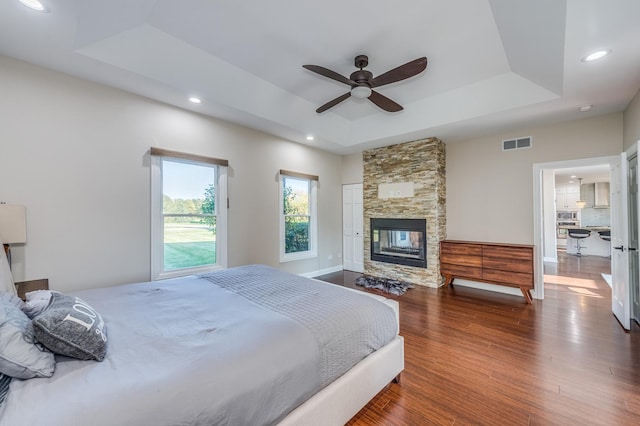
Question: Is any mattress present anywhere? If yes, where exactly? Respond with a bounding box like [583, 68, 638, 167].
[0, 265, 398, 426]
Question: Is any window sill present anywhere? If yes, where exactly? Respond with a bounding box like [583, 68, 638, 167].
[280, 251, 317, 263]
[153, 264, 225, 281]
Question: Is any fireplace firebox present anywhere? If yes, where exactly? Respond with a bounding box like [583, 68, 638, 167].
[371, 218, 427, 268]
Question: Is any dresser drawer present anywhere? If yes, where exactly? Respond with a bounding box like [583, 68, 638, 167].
[482, 269, 533, 288]
[441, 263, 483, 280]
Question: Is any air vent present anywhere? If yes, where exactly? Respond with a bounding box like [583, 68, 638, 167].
[502, 136, 532, 151]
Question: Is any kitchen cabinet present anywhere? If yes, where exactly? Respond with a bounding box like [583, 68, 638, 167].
[556, 183, 580, 209]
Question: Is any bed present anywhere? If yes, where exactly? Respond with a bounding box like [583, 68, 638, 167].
[0, 264, 403, 426]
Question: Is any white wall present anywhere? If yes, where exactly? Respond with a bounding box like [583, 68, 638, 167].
[624, 87, 640, 151]
[0, 55, 343, 292]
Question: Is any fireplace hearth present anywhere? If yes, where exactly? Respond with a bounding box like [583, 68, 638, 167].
[370, 218, 427, 268]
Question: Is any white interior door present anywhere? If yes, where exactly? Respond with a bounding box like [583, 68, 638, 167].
[342, 184, 364, 273]
[611, 152, 631, 330]
[628, 152, 640, 325]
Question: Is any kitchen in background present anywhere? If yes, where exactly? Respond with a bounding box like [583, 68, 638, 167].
[555, 166, 611, 257]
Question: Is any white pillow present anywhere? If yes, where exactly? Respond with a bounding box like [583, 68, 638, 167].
[23, 290, 58, 319]
[0, 293, 55, 379]
[0, 239, 18, 297]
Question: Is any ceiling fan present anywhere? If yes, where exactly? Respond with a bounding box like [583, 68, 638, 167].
[303, 55, 427, 113]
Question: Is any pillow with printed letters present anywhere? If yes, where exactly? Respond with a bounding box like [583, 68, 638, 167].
[32, 293, 108, 361]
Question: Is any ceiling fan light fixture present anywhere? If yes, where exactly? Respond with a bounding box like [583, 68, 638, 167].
[351, 85, 372, 99]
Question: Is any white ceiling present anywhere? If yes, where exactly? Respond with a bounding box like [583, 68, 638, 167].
[1, 0, 639, 154]
[554, 164, 610, 185]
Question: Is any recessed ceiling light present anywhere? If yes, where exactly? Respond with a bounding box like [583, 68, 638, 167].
[579, 104, 593, 112]
[18, 0, 47, 12]
[582, 50, 610, 62]
[188, 97, 201, 104]
[570, 175, 576, 178]
[306, 135, 314, 141]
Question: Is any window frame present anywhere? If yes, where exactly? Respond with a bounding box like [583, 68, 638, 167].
[279, 172, 318, 262]
[151, 154, 227, 280]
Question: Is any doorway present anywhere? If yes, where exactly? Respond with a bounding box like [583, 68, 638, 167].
[533, 155, 617, 300]
[534, 153, 638, 330]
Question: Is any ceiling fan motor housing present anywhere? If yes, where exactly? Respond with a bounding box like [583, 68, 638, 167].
[350, 69, 373, 86]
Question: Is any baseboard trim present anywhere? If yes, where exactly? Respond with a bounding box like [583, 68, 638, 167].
[300, 265, 344, 278]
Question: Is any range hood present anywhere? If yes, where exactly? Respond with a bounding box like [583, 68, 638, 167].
[594, 182, 610, 208]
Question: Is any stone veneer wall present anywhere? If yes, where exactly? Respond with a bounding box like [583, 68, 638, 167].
[363, 138, 446, 287]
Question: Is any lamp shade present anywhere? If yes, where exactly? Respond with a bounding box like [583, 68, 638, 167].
[0, 204, 27, 244]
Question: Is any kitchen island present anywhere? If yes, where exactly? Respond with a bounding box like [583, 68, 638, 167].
[562, 226, 611, 257]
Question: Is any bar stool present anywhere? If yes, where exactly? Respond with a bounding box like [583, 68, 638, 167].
[568, 229, 591, 256]
[598, 230, 611, 258]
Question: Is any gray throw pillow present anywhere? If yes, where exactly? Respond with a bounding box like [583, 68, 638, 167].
[0, 294, 56, 379]
[33, 293, 108, 361]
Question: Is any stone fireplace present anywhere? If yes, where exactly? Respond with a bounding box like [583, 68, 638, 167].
[363, 138, 445, 287]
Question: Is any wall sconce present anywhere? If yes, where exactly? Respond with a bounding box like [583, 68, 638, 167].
[0, 204, 27, 268]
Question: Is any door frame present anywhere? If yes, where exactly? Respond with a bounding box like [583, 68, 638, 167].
[533, 155, 619, 300]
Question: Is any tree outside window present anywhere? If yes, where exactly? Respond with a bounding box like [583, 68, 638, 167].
[283, 176, 310, 253]
[279, 173, 317, 261]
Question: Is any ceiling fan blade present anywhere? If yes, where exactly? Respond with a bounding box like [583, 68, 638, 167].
[303, 65, 354, 87]
[368, 90, 403, 112]
[371, 57, 427, 88]
[316, 92, 351, 113]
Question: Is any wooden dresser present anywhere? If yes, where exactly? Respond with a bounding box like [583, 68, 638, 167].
[440, 240, 534, 303]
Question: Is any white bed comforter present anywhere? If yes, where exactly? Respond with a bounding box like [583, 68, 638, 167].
[1, 265, 397, 426]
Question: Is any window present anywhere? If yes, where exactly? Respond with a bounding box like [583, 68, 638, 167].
[279, 170, 318, 262]
[151, 148, 227, 280]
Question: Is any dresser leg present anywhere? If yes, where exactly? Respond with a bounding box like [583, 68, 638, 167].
[443, 275, 454, 287]
[520, 287, 533, 304]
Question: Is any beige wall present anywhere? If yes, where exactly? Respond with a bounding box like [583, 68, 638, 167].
[0, 56, 343, 292]
[341, 153, 363, 184]
[447, 113, 622, 244]
[341, 113, 623, 245]
[624, 88, 640, 151]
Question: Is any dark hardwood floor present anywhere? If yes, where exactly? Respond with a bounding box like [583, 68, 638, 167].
[316, 252, 640, 425]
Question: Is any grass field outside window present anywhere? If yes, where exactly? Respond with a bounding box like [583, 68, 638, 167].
[164, 221, 216, 270]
